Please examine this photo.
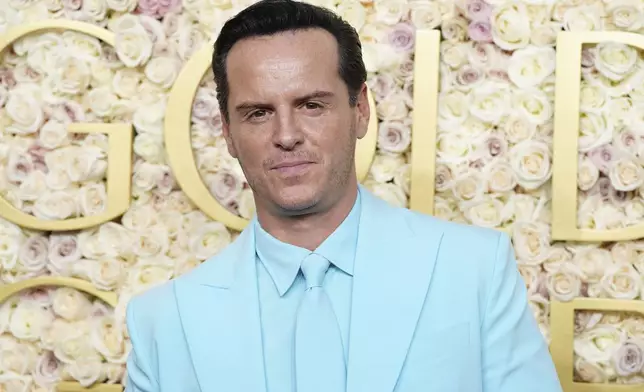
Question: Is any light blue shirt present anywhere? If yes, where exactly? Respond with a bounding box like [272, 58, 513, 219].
[254, 193, 362, 392]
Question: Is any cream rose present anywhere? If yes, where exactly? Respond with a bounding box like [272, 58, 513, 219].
[502, 115, 536, 144]
[9, 301, 54, 341]
[370, 154, 405, 183]
[507, 45, 555, 88]
[132, 227, 169, 258]
[600, 264, 641, 300]
[78, 182, 107, 217]
[512, 221, 550, 264]
[490, 3, 531, 50]
[436, 132, 471, 162]
[91, 316, 128, 363]
[563, 5, 603, 32]
[5, 87, 44, 134]
[609, 158, 644, 191]
[113, 68, 142, 99]
[54, 329, 97, 364]
[463, 196, 505, 228]
[32, 190, 78, 220]
[469, 81, 510, 125]
[133, 100, 166, 135]
[121, 204, 158, 232]
[595, 42, 638, 82]
[514, 89, 552, 126]
[144, 56, 180, 89]
[133, 133, 165, 164]
[39, 119, 70, 149]
[451, 172, 484, 202]
[574, 357, 608, 383]
[546, 263, 582, 302]
[189, 222, 232, 260]
[607, 0, 644, 31]
[437, 89, 470, 127]
[17, 235, 48, 273]
[115, 25, 153, 67]
[509, 140, 551, 190]
[579, 82, 608, 113]
[50, 54, 91, 95]
[128, 262, 173, 293]
[572, 246, 613, 284]
[485, 158, 517, 193]
[17, 170, 47, 201]
[578, 156, 600, 191]
[51, 287, 92, 321]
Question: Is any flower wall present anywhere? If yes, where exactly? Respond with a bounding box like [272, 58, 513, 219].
[1, 0, 644, 389]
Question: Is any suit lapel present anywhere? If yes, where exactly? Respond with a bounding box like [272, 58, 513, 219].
[174, 224, 267, 392]
[347, 188, 444, 392]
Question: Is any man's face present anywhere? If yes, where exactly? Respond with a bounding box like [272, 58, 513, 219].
[221, 28, 369, 215]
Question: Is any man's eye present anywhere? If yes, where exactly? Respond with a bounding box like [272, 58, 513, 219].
[250, 110, 267, 118]
[304, 102, 322, 110]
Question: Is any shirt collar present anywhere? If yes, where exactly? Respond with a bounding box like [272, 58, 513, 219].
[254, 192, 362, 296]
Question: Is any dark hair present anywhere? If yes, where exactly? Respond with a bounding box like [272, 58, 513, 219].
[212, 0, 367, 121]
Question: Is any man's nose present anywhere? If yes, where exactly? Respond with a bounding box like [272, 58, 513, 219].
[272, 110, 304, 150]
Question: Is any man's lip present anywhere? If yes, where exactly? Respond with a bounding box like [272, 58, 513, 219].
[271, 161, 313, 169]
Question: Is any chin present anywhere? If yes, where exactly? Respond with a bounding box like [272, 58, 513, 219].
[273, 185, 321, 214]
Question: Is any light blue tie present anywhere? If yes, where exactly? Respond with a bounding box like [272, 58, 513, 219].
[294, 253, 346, 392]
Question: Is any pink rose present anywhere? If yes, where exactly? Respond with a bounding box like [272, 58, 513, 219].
[367, 74, 397, 101]
[33, 351, 62, 387]
[588, 145, 618, 175]
[18, 236, 49, 273]
[455, 65, 484, 89]
[388, 22, 415, 52]
[0, 67, 16, 89]
[137, 0, 180, 18]
[468, 21, 493, 42]
[466, 0, 492, 21]
[208, 171, 243, 206]
[613, 339, 644, 376]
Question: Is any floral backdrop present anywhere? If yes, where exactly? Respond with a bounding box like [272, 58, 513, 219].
[1, 0, 644, 390]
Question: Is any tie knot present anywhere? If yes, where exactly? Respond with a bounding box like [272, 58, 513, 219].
[300, 253, 330, 289]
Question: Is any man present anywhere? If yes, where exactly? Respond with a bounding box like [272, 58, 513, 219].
[124, 0, 563, 391]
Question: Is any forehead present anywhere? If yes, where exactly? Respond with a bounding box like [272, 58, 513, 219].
[225, 29, 343, 101]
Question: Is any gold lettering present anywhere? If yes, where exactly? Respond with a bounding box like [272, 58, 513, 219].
[408, 29, 441, 216]
[164, 43, 379, 232]
[551, 31, 644, 242]
[0, 21, 133, 231]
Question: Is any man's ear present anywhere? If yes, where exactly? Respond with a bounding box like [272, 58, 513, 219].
[355, 84, 370, 140]
[221, 111, 238, 158]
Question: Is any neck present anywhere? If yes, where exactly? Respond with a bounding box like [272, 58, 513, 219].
[256, 182, 359, 251]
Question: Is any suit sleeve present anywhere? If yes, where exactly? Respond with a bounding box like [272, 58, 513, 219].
[481, 232, 562, 392]
[125, 297, 159, 392]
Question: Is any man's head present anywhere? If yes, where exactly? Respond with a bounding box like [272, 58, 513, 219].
[212, 0, 370, 218]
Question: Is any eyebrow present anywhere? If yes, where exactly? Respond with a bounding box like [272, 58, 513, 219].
[234, 90, 336, 113]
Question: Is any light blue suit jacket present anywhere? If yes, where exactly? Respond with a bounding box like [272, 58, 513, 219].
[124, 187, 563, 392]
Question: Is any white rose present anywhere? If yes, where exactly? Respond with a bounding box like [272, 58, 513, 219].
[133, 133, 165, 163]
[5, 88, 43, 134]
[132, 100, 165, 135]
[393, 163, 410, 195]
[507, 45, 555, 88]
[436, 132, 471, 162]
[17, 170, 47, 201]
[625, 197, 644, 223]
[32, 190, 78, 220]
[463, 196, 505, 228]
[485, 158, 516, 193]
[48, 234, 82, 274]
[530, 22, 560, 47]
[542, 244, 572, 273]
[579, 82, 608, 113]
[601, 264, 641, 300]
[469, 81, 510, 124]
[122, 204, 158, 231]
[33, 351, 62, 386]
[132, 227, 169, 258]
[451, 172, 484, 202]
[9, 301, 54, 341]
[578, 112, 613, 153]
[509, 140, 551, 190]
[128, 262, 173, 293]
[578, 156, 599, 191]
[115, 26, 153, 67]
[607, 0, 644, 31]
[132, 161, 163, 192]
[88, 258, 124, 291]
[54, 329, 97, 364]
[85, 86, 118, 117]
[17, 235, 48, 273]
[112, 68, 141, 99]
[609, 158, 644, 191]
[502, 115, 536, 144]
[334, 1, 366, 30]
[237, 188, 256, 220]
[174, 23, 209, 62]
[546, 263, 582, 302]
[51, 287, 92, 321]
[376, 91, 409, 121]
[377, 121, 411, 153]
[373, 0, 408, 25]
[595, 42, 638, 81]
[441, 42, 468, 69]
[563, 5, 603, 32]
[514, 89, 552, 125]
[49, 54, 91, 95]
[437, 89, 470, 127]
[367, 182, 407, 208]
[189, 222, 232, 260]
[91, 316, 127, 363]
[78, 182, 107, 217]
[81, 0, 107, 21]
[370, 154, 405, 183]
[39, 119, 69, 149]
[575, 325, 625, 364]
[106, 0, 136, 12]
[491, 3, 531, 50]
[572, 246, 613, 284]
[409, 0, 443, 30]
[61, 31, 102, 62]
[144, 57, 180, 89]
[512, 221, 550, 264]
[64, 354, 103, 387]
